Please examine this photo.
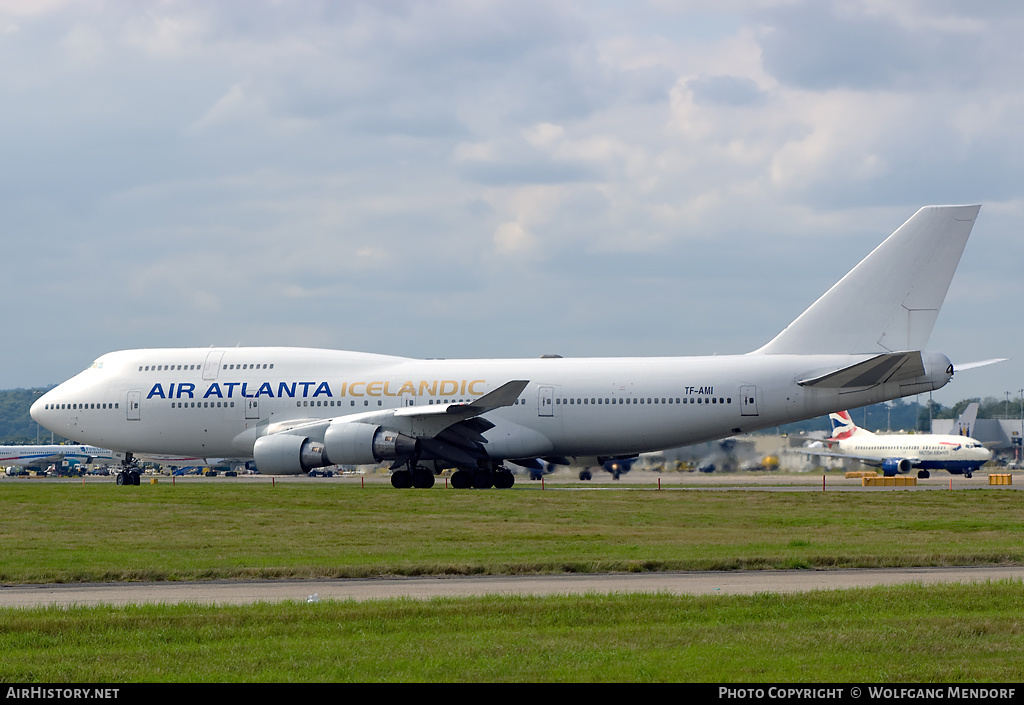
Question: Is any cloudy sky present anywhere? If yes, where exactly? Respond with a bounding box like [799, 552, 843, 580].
[3, 0, 1022, 407]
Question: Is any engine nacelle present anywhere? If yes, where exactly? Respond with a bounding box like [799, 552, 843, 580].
[252, 423, 418, 475]
[324, 422, 418, 465]
[881, 457, 912, 476]
[253, 434, 328, 475]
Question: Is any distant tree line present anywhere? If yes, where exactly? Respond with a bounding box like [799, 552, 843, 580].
[0, 388, 67, 444]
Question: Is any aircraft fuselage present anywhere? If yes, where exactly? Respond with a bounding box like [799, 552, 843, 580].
[31, 347, 954, 464]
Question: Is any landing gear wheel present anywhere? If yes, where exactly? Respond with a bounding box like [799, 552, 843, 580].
[579, 469, 592, 481]
[116, 470, 141, 485]
[917, 470, 930, 479]
[473, 469, 495, 489]
[116, 453, 141, 486]
[965, 472, 973, 479]
[412, 467, 435, 489]
[391, 470, 413, 489]
[451, 470, 473, 489]
[493, 470, 515, 489]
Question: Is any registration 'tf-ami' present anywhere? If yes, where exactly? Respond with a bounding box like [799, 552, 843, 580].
[32, 205, 983, 489]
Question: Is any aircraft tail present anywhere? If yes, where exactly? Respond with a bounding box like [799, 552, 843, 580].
[829, 411, 873, 440]
[755, 205, 980, 355]
[954, 402, 980, 437]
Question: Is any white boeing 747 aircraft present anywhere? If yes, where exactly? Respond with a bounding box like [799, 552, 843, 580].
[32, 205, 982, 489]
[804, 407, 991, 478]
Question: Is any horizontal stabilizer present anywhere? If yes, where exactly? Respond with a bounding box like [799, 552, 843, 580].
[953, 358, 1008, 372]
[798, 352, 925, 389]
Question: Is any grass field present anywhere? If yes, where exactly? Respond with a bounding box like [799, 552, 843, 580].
[3, 481, 1023, 682]
[2, 583, 1023, 682]
[1, 482, 1022, 583]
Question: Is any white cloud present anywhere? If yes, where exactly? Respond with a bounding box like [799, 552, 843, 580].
[523, 122, 565, 147]
[123, 10, 208, 57]
[1, 0, 1021, 406]
[61, 24, 105, 65]
[493, 221, 536, 254]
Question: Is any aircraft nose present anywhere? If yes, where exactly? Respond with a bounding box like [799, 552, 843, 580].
[30, 394, 47, 424]
[31, 387, 64, 429]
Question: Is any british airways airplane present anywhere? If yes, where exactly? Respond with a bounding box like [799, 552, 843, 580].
[805, 408, 991, 478]
[31, 205, 982, 489]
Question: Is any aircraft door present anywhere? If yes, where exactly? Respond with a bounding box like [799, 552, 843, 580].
[538, 386, 555, 417]
[245, 398, 260, 420]
[127, 391, 141, 421]
[203, 351, 224, 380]
[740, 385, 758, 417]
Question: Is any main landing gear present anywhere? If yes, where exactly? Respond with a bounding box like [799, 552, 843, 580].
[389, 460, 514, 489]
[390, 465, 436, 489]
[449, 466, 515, 489]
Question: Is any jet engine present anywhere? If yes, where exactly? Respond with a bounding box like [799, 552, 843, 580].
[253, 422, 418, 475]
[881, 458, 912, 476]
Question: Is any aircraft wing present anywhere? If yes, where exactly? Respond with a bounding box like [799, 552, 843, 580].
[14, 452, 67, 467]
[137, 454, 250, 468]
[802, 448, 921, 468]
[263, 380, 528, 438]
[387, 379, 530, 437]
[254, 380, 530, 471]
[279, 379, 529, 439]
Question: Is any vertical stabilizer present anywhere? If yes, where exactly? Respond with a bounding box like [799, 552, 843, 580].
[755, 205, 980, 355]
[829, 411, 874, 440]
[954, 402, 980, 437]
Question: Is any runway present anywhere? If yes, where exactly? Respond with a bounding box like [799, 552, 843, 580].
[3, 566, 1022, 608]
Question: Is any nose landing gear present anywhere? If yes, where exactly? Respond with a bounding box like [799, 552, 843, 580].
[115, 453, 142, 486]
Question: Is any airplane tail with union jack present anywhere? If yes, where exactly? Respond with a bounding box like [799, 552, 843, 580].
[827, 411, 875, 445]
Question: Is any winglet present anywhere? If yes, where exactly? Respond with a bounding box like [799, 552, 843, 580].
[755, 205, 980, 355]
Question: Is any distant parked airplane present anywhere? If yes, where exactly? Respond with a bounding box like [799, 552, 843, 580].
[0, 444, 113, 473]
